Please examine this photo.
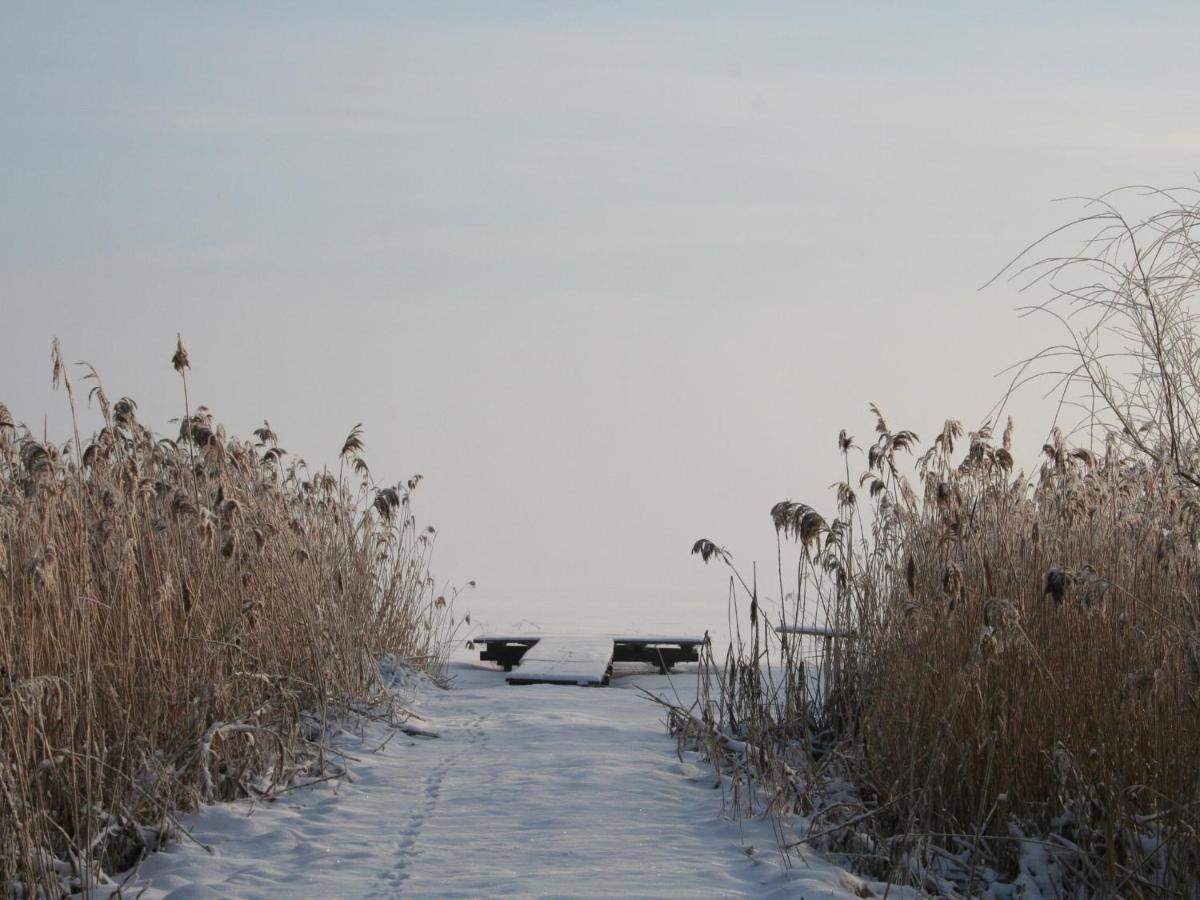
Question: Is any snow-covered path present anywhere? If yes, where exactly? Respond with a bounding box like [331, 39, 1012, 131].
[113, 661, 883, 899]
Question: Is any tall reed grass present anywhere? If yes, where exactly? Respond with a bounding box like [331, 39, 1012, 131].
[0, 338, 458, 895]
[680, 189, 1200, 896]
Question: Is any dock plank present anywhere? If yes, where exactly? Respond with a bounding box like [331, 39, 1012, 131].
[506, 636, 615, 686]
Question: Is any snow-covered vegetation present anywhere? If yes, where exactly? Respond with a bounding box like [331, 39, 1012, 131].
[0, 339, 459, 895]
[685, 189, 1200, 896]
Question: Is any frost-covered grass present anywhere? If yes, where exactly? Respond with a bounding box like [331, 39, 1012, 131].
[685, 190, 1200, 896]
[0, 339, 460, 896]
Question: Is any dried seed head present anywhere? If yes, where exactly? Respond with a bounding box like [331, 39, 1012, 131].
[253, 421, 278, 446]
[172, 334, 190, 373]
[690, 538, 727, 564]
[340, 424, 365, 459]
[1043, 566, 1070, 604]
[1070, 447, 1097, 470]
[942, 562, 964, 610]
[374, 487, 401, 521]
[29, 543, 58, 587]
[219, 498, 240, 525]
[51, 338, 65, 390]
[982, 597, 1019, 631]
[198, 509, 216, 546]
[171, 490, 198, 519]
[113, 396, 137, 429]
[20, 441, 53, 477]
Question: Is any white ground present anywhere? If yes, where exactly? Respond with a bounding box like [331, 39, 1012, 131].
[106, 657, 901, 899]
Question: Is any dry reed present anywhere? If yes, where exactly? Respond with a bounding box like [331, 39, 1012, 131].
[680, 189, 1200, 896]
[0, 339, 459, 895]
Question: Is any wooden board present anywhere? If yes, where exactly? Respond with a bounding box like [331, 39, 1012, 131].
[505, 636, 615, 686]
[611, 635, 704, 644]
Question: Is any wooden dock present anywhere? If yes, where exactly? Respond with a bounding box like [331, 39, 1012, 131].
[504, 636, 616, 686]
[472, 634, 704, 686]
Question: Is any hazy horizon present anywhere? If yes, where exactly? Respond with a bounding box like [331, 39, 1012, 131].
[5, 3, 1199, 641]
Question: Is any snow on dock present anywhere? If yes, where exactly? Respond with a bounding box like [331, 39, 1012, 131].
[503, 635, 615, 686]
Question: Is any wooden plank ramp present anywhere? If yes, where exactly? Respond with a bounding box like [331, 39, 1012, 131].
[505, 636, 615, 686]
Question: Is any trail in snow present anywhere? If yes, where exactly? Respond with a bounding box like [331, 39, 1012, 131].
[109, 659, 898, 899]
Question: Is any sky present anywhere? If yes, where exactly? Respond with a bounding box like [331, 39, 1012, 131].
[4, 3, 1199, 641]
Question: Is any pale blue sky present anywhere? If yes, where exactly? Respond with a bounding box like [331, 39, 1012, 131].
[4, 4, 1199, 637]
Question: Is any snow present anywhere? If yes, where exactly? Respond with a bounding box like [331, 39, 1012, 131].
[501, 635, 614, 685]
[105, 655, 904, 899]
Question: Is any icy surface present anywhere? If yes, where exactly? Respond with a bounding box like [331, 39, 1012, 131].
[108, 658, 896, 899]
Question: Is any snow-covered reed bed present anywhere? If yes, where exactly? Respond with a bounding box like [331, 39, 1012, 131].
[681, 190, 1200, 896]
[0, 338, 461, 896]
